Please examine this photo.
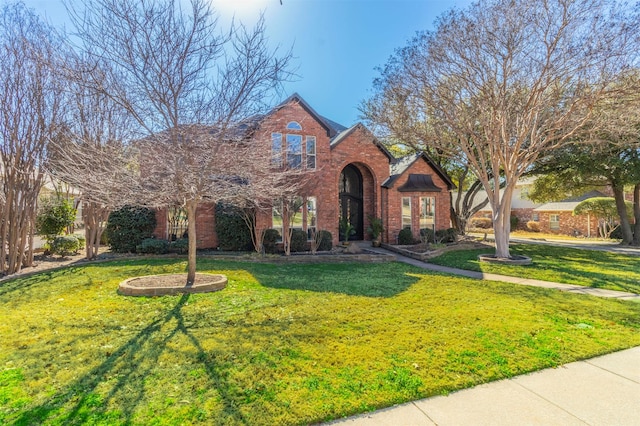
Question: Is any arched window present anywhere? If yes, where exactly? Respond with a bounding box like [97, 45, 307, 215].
[286, 121, 302, 130]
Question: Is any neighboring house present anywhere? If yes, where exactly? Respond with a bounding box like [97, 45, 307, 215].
[532, 190, 608, 237]
[153, 93, 455, 247]
[467, 177, 610, 236]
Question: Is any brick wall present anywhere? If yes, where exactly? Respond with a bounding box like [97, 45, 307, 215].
[536, 211, 597, 237]
[153, 202, 217, 249]
[384, 158, 452, 243]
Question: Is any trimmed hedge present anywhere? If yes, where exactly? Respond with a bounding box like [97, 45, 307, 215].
[215, 203, 253, 251]
[105, 206, 156, 253]
[316, 230, 332, 251]
[171, 238, 189, 254]
[398, 228, 414, 245]
[137, 238, 170, 254]
[263, 229, 281, 254]
[436, 228, 457, 243]
[471, 217, 493, 229]
[290, 229, 308, 253]
[526, 221, 541, 232]
[51, 235, 79, 257]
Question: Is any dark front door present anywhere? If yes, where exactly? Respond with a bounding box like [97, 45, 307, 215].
[339, 165, 363, 240]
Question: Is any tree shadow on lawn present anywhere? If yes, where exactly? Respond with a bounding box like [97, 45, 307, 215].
[204, 260, 423, 298]
[12, 293, 251, 425]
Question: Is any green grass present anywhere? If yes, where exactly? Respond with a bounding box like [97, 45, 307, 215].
[1, 258, 639, 425]
[429, 244, 640, 294]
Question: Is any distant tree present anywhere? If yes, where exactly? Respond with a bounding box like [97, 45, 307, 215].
[573, 197, 631, 239]
[35, 196, 76, 244]
[65, 0, 292, 283]
[363, 0, 639, 258]
[0, 3, 65, 274]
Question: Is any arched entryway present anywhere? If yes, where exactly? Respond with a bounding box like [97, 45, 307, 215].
[339, 164, 364, 240]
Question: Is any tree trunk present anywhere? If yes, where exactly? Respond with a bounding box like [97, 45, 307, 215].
[492, 180, 515, 259]
[612, 185, 633, 245]
[632, 183, 640, 246]
[186, 200, 198, 285]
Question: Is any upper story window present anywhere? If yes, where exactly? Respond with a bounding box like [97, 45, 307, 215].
[306, 136, 316, 169]
[286, 121, 302, 130]
[272, 133, 283, 167]
[271, 127, 316, 170]
[286, 134, 302, 168]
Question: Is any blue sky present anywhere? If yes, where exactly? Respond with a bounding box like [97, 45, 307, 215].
[22, 0, 473, 126]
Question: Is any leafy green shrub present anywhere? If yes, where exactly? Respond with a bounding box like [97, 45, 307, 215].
[510, 216, 520, 230]
[170, 238, 189, 254]
[608, 225, 623, 240]
[76, 235, 86, 250]
[470, 217, 493, 229]
[435, 228, 457, 243]
[420, 228, 435, 243]
[105, 205, 156, 253]
[526, 221, 540, 232]
[263, 229, 281, 254]
[137, 238, 169, 254]
[398, 228, 414, 245]
[290, 229, 308, 252]
[317, 230, 332, 251]
[36, 197, 76, 242]
[215, 203, 252, 251]
[50, 235, 79, 257]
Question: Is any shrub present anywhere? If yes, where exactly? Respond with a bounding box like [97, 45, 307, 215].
[137, 238, 169, 254]
[526, 221, 541, 232]
[470, 217, 493, 229]
[290, 229, 308, 252]
[510, 216, 520, 230]
[435, 228, 457, 243]
[215, 203, 252, 251]
[398, 228, 414, 245]
[608, 225, 623, 240]
[317, 230, 332, 251]
[420, 228, 435, 243]
[36, 197, 76, 242]
[170, 238, 189, 254]
[263, 229, 281, 254]
[105, 205, 156, 253]
[76, 235, 86, 250]
[50, 235, 79, 257]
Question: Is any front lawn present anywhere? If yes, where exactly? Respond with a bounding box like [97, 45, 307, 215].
[429, 244, 640, 294]
[1, 258, 639, 425]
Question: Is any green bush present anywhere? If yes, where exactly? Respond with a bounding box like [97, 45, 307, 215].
[290, 229, 308, 252]
[170, 238, 189, 254]
[420, 228, 435, 243]
[105, 205, 157, 253]
[435, 228, 458, 243]
[398, 228, 414, 245]
[215, 203, 252, 251]
[263, 229, 281, 254]
[317, 230, 333, 251]
[36, 197, 76, 241]
[50, 235, 79, 257]
[137, 238, 169, 254]
[510, 216, 520, 230]
[471, 217, 493, 229]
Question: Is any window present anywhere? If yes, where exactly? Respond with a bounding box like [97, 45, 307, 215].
[286, 121, 302, 130]
[290, 196, 304, 231]
[271, 133, 282, 166]
[306, 197, 317, 238]
[402, 197, 412, 229]
[167, 205, 188, 241]
[286, 134, 302, 168]
[550, 214, 560, 230]
[420, 197, 435, 229]
[532, 213, 539, 222]
[306, 136, 316, 169]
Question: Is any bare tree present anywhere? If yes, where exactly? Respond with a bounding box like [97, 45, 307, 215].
[364, 0, 639, 258]
[66, 0, 291, 283]
[0, 3, 64, 275]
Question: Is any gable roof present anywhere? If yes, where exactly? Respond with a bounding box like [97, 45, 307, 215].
[534, 190, 609, 212]
[329, 122, 395, 161]
[382, 152, 456, 191]
[271, 93, 340, 138]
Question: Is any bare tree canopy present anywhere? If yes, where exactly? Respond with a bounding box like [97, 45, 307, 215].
[63, 0, 292, 283]
[363, 0, 640, 258]
[0, 2, 65, 274]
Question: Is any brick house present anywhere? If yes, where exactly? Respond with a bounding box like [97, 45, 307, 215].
[153, 93, 455, 248]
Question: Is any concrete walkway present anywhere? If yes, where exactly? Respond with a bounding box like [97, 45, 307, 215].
[362, 243, 640, 301]
[326, 243, 640, 425]
[327, 346, 640, 425]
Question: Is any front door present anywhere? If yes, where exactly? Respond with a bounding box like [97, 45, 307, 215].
[339, 165, 363, 240]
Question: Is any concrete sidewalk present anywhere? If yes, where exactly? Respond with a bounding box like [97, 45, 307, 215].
[327, 346, 640, 425]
